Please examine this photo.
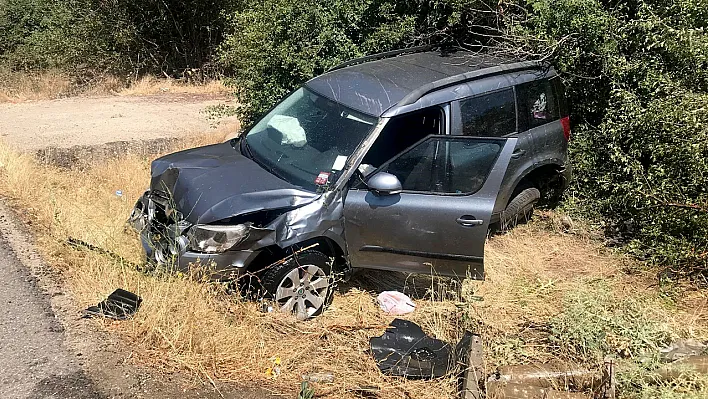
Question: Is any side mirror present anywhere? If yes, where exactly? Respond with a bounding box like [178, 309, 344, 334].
[367, 172, 402, 195]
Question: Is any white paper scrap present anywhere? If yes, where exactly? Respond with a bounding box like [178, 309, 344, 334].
[332, 155, 347, 171]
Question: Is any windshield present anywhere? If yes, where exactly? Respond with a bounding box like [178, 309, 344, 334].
[244, 87, 378, 192]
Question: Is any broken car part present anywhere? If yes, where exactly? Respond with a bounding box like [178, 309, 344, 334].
[370, 318, 453, 379]
[651, 356, 708, 382]
[82, 289, 142, 320]
[67, 237, 143, 271]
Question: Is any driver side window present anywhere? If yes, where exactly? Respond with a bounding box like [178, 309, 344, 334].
[382, 137, 503, 195]
[360, 107, 444, 171]
[384, 138, 439, 192]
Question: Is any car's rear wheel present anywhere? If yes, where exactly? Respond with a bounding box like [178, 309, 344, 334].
[260, 250, 332, 320]
[500, 186, 540, 231]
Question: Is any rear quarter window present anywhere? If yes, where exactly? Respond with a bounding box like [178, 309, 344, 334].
[459, 88, 516, 137]
[517, 79, 559, 131]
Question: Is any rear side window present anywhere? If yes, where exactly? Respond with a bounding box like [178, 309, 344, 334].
[518, 79, 559, 130]
[551, 77, 569, 117]
[459, 89, 516, 137]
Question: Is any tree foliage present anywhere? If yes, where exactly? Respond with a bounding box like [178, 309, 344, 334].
[0, 0, 706, 273]
[0, 0, 238, 77]
[513, 0, 708, 271]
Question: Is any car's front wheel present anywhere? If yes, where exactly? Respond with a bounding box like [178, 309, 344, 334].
[260, 250, 332, 320]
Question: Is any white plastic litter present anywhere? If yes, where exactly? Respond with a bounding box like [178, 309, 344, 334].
[377, 291, 416, 315]
[267, 114, 307, 147]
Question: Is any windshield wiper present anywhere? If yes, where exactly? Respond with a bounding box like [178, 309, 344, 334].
[239, 136, 255, 159]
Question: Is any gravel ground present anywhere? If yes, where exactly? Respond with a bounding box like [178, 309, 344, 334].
[0, 94, 239, 151]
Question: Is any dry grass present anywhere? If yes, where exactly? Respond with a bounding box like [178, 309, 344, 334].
[0, 136, 706, 398]
[0, 69, 228, 103]
[118, 75, 229, 97]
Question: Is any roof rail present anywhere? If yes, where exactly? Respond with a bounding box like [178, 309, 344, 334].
[327, 45, 437, 73]
[397, 60, 545, 107]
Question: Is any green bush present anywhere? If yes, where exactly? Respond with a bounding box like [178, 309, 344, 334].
[217, 0, 500, 125]
[513, 0, 708, 272]
[0, 0, 238, 76]
[0, 0, 128, 72]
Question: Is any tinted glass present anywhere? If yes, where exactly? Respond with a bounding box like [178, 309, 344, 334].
[551, 77, 569, 117]
[518, 79, 559, 130]
[245, 87, 377, 192]
[446, 140, 502, 194]
[381, 137, 503, 194]
[384, 138, 438, 192]
[460, 89, 516, 137]
[362, 107, 442, 169]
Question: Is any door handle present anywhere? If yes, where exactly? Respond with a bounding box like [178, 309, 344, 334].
[456, 216, 484, 227]
[511, 149, 526, 159]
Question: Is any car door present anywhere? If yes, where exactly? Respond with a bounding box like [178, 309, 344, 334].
[342, 135, 517, 279]
[452, 87, 535, 218]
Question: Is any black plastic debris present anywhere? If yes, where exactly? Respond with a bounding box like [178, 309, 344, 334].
[369, 318, 453, 379]
[82, 289, 142, 320]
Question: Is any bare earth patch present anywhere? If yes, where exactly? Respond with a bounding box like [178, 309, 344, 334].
[0, 94, 239, 152]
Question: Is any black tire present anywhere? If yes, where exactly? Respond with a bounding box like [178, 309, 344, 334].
[260, 249, 333, 319]
[500, 187, 540, 231]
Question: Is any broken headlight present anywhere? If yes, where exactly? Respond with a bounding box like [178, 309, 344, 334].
[186, 224, 250, 253]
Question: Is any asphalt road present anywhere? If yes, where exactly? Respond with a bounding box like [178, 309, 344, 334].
[0, 233, 101, 399]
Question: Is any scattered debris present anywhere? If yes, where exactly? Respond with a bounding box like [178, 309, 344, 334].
[82, 289, 142, 320]
[369, 318, 452, 379]
[653, 355, 708, 381]
[491, 362, 602, 391]
[347, 385, 380, 398]
[659, 339, 707, 362]
[258, 298, 275, 313]
[486, 381, 590, 399]
[376, 291, 415, 315]
[459, 332, 484, 399]
[67, 237, 144, 271]
[265, 356, 282, 379]
[302, 372, 334, 383]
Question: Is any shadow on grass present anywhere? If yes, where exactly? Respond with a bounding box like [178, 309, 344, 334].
[338, 269, 462, 302]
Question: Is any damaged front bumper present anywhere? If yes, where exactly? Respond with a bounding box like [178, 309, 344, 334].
[129, 191, 261, 279]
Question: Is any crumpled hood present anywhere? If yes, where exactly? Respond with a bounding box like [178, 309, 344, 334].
[150, 142, 319, 224]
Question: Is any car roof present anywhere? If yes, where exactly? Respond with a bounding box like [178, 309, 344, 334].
[305, 51, 542, 117]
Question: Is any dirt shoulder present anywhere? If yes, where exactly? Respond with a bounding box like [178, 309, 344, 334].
[0, 94, 239, 151]
[0, 94, 269, 398]
[0, 200, 273, 399]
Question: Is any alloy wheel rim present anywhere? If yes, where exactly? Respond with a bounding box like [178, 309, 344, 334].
[275, 264, 329, 320]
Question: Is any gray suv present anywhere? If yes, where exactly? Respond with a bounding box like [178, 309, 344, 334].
[130, 50, 570, 318]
